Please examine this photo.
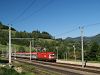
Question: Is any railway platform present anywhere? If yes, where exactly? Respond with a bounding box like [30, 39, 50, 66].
[56, 59, 100, 68]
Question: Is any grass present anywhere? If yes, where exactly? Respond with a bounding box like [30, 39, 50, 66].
[0, 67, 19, 75]
[0, 57, 8, 64]
[0, 44, 7, 51]
[0, 44, 34, 52]
[0, 67, 35, 75]
[0, 64, 35, 75]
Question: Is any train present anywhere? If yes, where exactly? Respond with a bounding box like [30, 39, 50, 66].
[12, 52, 56, 62]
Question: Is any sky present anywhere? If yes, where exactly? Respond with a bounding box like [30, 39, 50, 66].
[0, 0, 100, 38]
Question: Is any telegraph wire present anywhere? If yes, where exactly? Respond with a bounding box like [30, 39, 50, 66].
[9, 0, 36, 24]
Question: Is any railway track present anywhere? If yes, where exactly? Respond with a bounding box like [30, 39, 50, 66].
[31, 60, 100, 74]
[13, 58, 100, 75]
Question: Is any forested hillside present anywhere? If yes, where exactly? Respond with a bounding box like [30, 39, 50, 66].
[0, 22, 53, 45]
[0, 22, 100, 61]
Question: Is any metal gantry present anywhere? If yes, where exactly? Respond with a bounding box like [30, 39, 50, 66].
[8, 25, 84, 68]
[56, 47, 58, 60]
[30, 41, 32, 61]
[8, 25, 34, 64]
[73, 45, 76, 61]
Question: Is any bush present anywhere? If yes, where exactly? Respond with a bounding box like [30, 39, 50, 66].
[0, 67, 19, 75]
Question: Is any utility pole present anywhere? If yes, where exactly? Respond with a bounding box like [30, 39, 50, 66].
[30, 41, 32, 61]
[32, 39, 34, 50]
[73, 45, 76, 61]
[9, 25, 11, 65]
[14, 47, 16, 59]
[79, 27, 84, 68]
[56, 47, 58, 60]
[66, 52, 67, 61]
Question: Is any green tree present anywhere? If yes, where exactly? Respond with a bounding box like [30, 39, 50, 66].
[18, 46, 25, 52]
[88, 42, 99, 61]
[41, 31, 52, 39]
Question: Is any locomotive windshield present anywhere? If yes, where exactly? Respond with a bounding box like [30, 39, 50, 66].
[50, 54, 55, 57]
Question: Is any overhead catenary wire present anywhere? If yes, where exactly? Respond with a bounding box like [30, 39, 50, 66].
[15, 0, 54, 23]
[55, 27, 79, 37]
[27, 0, 54, 18]
[83, 22, 100, 28]
[54, 22, 100, 38]
[9, 0, 37, 24]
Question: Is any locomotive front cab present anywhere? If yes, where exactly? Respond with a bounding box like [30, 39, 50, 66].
[48, 53, 56, 62]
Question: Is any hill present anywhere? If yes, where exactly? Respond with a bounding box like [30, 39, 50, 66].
[64, 34, 100, 44]
[0, 22, 53, 46]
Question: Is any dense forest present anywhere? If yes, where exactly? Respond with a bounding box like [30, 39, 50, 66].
[0, 22, 100, 61]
